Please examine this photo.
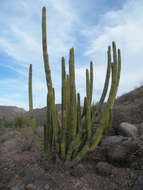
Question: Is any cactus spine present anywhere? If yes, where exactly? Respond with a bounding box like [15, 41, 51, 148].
[28, 6, 121, 167]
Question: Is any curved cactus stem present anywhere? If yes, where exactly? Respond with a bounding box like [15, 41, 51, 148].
[86, 69, 92, 140]
[92, 46, 111, 123]
[90, 61, 93, 103]
[61, 57, 67, 159]
[69, 48, 77, 138]
[72, 42, 121, 164]
[42, 7, 59, 154]
[29, 64, 33, 118]
[90, 41, 119, 151]
[46, 93, 53, 158]
[65, 74, 70, 156]
[76, 93, 81, 134]
[66, 48, 77, 160]
[28, 64, 48, 167]
[81, 97, 86, 118]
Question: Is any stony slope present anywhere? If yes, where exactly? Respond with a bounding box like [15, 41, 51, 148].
[113, 85, 143, 128]
[0, 106, 26, 120]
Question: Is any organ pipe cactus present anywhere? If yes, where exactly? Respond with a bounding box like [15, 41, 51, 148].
[28, 6, 121, 167]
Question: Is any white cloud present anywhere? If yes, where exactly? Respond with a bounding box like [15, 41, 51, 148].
[0, 0, 143, 109]
[83, 0, 143, 96]
[0, 0, 78, 109]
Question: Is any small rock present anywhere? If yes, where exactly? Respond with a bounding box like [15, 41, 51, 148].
[25, 184, 37, 190]
[102, 136, 139, 166]
[22, 166, 45, 184]
[70, 164, 86, 177]
[44, 184, 50, 190]
[106, 144, 128, 164]
[136, 123, 143, 136]
[96, 162, 112, 176]
[119, 122, 138, 137]
[64, 161, 73, 169]
[17, 137, 32, 152]
[101, 136, 125, 147]
[11, 184, 24, 190]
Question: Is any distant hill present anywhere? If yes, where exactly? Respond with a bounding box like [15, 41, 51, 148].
[0, 106, 26, 120]
[113, 85, 143, 127]
[24, 104, 61, 125]
[0, 86, 143, 127]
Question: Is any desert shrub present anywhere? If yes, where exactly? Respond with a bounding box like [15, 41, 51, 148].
[15, 116, 29, 128]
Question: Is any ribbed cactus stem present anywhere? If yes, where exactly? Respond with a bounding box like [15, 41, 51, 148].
[42, 7, 59, 154]
[61, 57, 66, 127]
[66, 48, 77, 160]
[28, 64, 48, 166]
[29, 64, 33, 119]
[90, 61, 93, 103]
[90, 42, 118, 151]
[76, 93, 81, 134]
[65, 74, 70, 154]
[86, 69, 91, 139]
[61, 57, 67, 159]
[69, 48, 77, 139]
[46, 93, 53, 157]
[81, 97, 86, 118]
[92, 46, 111, 123]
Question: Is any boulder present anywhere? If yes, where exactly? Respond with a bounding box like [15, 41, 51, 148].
[25, 184, 37, 190]
[101, 136, 139, 166]
[106, 144, 128, 165]
[96, 162, 112, 176]
[118, 122, 138, 137]
[101, 136, 125, 147]
[136, 122, 143, 137]
[70, 164, 86, 177]
[44, 184, 51, 190]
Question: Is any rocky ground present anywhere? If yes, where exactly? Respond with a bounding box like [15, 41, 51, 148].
[0, 121, 143, 190]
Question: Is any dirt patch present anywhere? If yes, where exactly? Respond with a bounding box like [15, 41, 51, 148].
[0, 127, 142, 190]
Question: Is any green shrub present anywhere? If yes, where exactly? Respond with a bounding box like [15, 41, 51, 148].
[15, 116, 29, 128]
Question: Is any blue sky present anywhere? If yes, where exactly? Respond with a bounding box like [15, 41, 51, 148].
[0, 0, 143, 110]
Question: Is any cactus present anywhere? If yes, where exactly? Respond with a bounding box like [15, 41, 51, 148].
[28, 6, 121, 167]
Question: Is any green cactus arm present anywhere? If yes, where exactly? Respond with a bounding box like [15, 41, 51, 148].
[61, 57, 66, 130]
[60, 57, 67, 159]
[76, 93, 81, 134]
[70, 70, 92, 163]
[81, 97, 86, 118]
[90, 41, 119, 151]
[66, 48, 77, 160]
[69, 48, 77, 138]
[90, 61, 93, 103]
[81, 62, 93, 119]
[66, 93, 82, 161]
[42, 7, 59, 153]
[46, 93, 53, 157]
[28, 64, 48, 166]
[65, 74, 71, 156]
[29, 64, 33, 118]
[86, 69, 92, 139]
[72, 42, 121, 163]
[104, 108, 112, 133]
[72, 143, 89, 165]
[104, 49, 121, 133]
[92, 46, 111, 123]
[116, 49, 121, 94]
[108, 41, 119, 108]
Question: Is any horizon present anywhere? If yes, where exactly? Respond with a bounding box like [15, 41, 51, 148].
[0, 0, 143, 110]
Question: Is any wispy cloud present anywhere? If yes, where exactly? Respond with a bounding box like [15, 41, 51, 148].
[0, 0, 142, 109]
[82, 0, 143, 94]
